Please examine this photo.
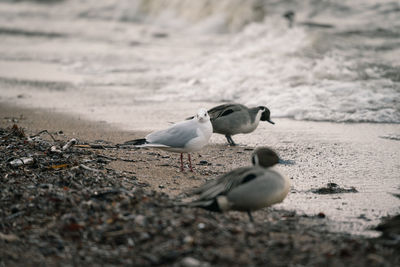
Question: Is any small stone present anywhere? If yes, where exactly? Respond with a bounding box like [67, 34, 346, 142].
[246, 223, 256, 234]
[127, 238, 135, 246]
[135, 215, 146, 226]
[140, 232, 150, 241]
[153, 32, 168, 38]
[197, 223, 205, 229]
[0, 232, 19, 242]
[181, 257, 201, 267]
[183, 235, 194, 244]
[9, 157, 34, 167]
[229, 226, 242, 234]
[327, 182, 338, 188]
[367, 254, 386, 264]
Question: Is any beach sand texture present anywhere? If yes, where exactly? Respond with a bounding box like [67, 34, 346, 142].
[1, 103, 399, 237]
[1, 104, 400, 266]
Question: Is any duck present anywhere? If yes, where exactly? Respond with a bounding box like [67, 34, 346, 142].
[207, 103, 275, 146]
[178, 147, 290, 221]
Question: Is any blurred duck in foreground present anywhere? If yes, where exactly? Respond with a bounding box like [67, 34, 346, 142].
[122, 108, 212, 172]
[205, 103, 275, 146]
[177, 147, 290, 221]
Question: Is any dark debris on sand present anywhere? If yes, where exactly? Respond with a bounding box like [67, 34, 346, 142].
[312, 182, 358, 194]
[1, 125, 399, 266]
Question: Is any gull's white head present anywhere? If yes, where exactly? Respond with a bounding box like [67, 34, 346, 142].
[195, 108, 210, 123]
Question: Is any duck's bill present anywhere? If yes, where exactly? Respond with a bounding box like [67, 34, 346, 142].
[267, 120, 275, 124]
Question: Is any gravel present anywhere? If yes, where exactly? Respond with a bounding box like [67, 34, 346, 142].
[1, 125, 399, 266]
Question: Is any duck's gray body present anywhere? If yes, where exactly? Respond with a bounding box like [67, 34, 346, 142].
[208, 104, 274, 146]
[191, 166, 289, 213]
[223, 167, 289, 212]
[180, 147, 290, 221]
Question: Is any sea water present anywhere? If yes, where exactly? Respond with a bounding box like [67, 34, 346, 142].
[0, 0, 399, 123]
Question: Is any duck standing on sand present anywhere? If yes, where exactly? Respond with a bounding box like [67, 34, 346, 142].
[177, 147, 290, 221]
[123, 108, 213, 172]
[207, 103, 275, 146]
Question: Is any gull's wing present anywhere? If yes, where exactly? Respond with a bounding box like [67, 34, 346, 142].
[146, 119, 199, 148]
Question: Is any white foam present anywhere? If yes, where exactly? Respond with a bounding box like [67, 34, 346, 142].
[145, 15, 400, 123]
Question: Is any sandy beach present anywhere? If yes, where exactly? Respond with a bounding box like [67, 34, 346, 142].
[1, 102, 399, 235]
[1, 102, 400, 266]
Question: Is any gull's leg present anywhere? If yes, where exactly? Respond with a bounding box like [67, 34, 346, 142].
[188, 154, 194, 172]
[180, 153, 184, 172]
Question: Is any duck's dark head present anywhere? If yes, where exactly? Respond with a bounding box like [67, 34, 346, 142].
[258, 106, 275, 124]
[251, 147, 280, 168]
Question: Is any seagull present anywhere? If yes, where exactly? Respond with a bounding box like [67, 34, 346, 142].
[123, 108, 213, 172]
[177, 147, 290, 221]
[207, 103, 275, 146]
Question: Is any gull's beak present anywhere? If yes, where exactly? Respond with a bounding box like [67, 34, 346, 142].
[267, 120, 275, 125]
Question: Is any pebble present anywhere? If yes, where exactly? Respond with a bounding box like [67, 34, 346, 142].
[134, 215, 146, 226]
[8, 157, 34, 167]
[181, 257, 201, 267]
[198, 160, 211, 166]
[0, 232, 19, 242]
[183, 235, 194, 244]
